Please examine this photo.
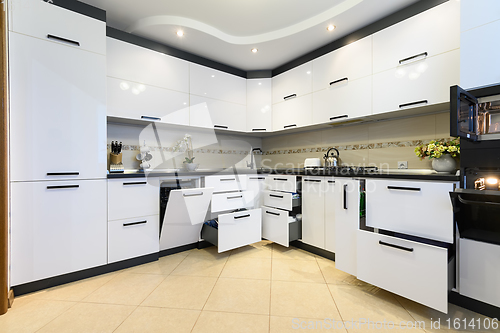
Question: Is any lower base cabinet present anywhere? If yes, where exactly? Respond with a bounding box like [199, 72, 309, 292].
[357, 230, 449, 313]
[262, 207, 301, 247]
[108, 215, 159, 263]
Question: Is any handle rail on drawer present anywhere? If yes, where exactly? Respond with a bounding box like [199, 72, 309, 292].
[283, 94, 297, 101]
[252, 128, 267, 132]
[214, 125, 228, 129]
[123, 220, 147, 227]
[227, 195, 243, 200]
[399, 52, 428, 64]
[220, 178, 236, 181]
[183, 192, 204, 197]
[284, 124, 297, 129]
[234, 214, 251, 220]
[343, 184, 348, 209]
[274, 178, 287, 181]
[47, 34, 80, 46]
[270, 194, 284, 199]
[330, 115, 348, 121]
[399, 100, 428, 109]
[123, 182, 147, 186]
[304, 179, 321, 183]
[329, 77, 348, 86]
[249, 177, 266, 180]
[47, 185, 79, 190]
[328, 180, 335, 184]
[47, 172, 79, 176]
[387, 186, 421, 192]
[379, 240, 414, 252]
[265, 210, 280, 216]
[141, 115, 161, 121]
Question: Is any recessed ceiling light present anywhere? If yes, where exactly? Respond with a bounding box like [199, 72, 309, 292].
[176, 30, 184, 37]
[251, 48, 258, 53]
[327, 25, 336, 32]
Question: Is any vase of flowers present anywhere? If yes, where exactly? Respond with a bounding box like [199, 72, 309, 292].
[414, 138, 460, 173]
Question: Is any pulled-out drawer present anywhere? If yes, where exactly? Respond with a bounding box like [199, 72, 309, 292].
[202, 208, 262, 253]
[263, 190, 299, 211]
[357, 230, 448, 313]
[265, 175, 297, 192]
[262, 207, 301, 247]
[205, 175, 247, 193]
[108, 215, 159, 263]
[211, 191, 254, 213]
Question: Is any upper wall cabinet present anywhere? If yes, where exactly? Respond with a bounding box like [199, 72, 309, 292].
[272, 94, 312, 131]
[460, 0, 500, 32]
[190, 95, 247, 132]
[272, 62, 312, 104]
[247, 78, 272, 132]
[107, 38, 189, 93]
[9, 0, 106, 55]
[189, 64, 246, 105]
[372, 0, 460, 74]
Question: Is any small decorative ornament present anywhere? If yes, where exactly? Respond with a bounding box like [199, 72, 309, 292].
[173, 134, 199, 171]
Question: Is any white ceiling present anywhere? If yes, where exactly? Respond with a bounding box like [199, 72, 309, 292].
[80, 0, 420, 71]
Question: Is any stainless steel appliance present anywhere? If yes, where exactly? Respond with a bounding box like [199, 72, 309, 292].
[323, 147, 340, 168]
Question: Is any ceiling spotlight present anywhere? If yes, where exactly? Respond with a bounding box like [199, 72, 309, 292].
[327, 25, 336, 32]
[251, 48, 258, 53]
[176, 30, 184, 37]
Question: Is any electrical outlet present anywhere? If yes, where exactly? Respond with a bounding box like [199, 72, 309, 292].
[398, 161, 408, 169]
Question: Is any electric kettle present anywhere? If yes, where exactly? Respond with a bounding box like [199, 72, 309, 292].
[324, 147, 340, 168]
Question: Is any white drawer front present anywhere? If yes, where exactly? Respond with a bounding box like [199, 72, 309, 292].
[108, 215, 159, 263]
[205, 175, 246, 193]
[108, 178, 159, 221]
[263, 190, 293, 211]
[265, 175, 296, 192]
[10, 0, 106, 55]
[246, 175, 268, 209]
[366, 179, 455, 243]
[211, 191, 254, 213]
[218, 208, 262, 253]
[357, 230, 448, 313]
[262, 207, 289, 247]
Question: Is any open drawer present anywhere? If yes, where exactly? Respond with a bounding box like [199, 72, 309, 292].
[265, 175, 297, 192]
[211, 190, 254, 213]
[263, 190, 299, 211]
[201, 208, 262, 253]
[357, 230, 448, 313]
[262, 207, 302, 247]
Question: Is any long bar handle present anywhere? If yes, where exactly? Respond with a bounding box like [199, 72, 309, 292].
[47, 185, 79, 190]
[387, 186, 421, 192]
[227, 195, 243, 200]
[329, 77, 348, 86]
[141, 115, 161, 121]
[123, 220, 147, 227]
[304, 179, 321, 183]
[220, 178, 236, 181]
[47, 172, 79, 176]
[379, 241, 414, 252]
[399, 100, 428, 108]
[270, 194, 284, 199]
[183, 192, 204, 197]
[343, 184, 348, 210]
[284, 124, 297, 129]
[47, 34, 80, 46]
[252, 128, 267, 132]
[284, 94, 297, 100]
[234, 214, 251, 220]
[214, 125, 228, 129]
[265, 210, 280, 216]
[123, 182, 147, 186]
[399, 52, 428, 64]
[330, 115, 348, 121]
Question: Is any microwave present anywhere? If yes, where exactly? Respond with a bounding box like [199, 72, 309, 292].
[451, 85, 500, 141]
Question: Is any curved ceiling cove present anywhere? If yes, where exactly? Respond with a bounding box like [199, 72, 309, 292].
[126, 0, 363, 45]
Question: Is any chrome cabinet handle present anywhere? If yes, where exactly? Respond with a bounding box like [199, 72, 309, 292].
[141, 116, 161, 121]
[387, 186, 421, 192]
[123, 220, 147, 227]
[183, 192, 204, 197]
[329, 77, 348, 86]
[399, 52, 428, 64]
[284, 94, 297, 100]
[220, 178, 236, 181]
[379, 241, 413, 252]
[47, 34, 80, 46]
[227, 195, 243, 200]
[47, 185, 79, 190]
[399, 100, 428, 108]
[47, 172, 79, 176]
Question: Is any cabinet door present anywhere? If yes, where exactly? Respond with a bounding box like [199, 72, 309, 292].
[190, 95, 246, 131]
[190, 63, 246, 105]
[9, 32, 107, 181]
[312, 76, 372, 124]
[461, 20, 500, 90]
[324, 178, 336, 253]
[11, 180, 107, 286]
[301, 177, 325, 249]
[262, 207, 290, 247]
[372, 50, 459, 115]
[312, 36, 372, 92]
[108, 178, 160, 221]
[272, 94, 312, 131]
[107, 77, 190, 125]
[334, 178, 359, 276]
[247, 78, 272, 132]
[372, 0, 459, 74]
[461, 0, 500, 32]
[272, 62, 312, 104]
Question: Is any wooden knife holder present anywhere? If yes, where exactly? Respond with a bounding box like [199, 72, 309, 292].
[109, 152, 124, 173]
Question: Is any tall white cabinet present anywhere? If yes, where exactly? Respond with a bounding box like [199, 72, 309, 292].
[9, 1, 107, 286]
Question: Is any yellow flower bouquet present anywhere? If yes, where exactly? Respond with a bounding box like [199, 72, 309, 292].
[414, 138, 460, 160]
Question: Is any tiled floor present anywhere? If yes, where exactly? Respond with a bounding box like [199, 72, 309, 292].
[1, 241, 498, 333]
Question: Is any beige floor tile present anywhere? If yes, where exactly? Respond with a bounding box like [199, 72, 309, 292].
[317, 258, 352, 284]
[125, 254, 186, 275]
[328, 283, 414, 324]
[187, 246, 232, 258]
[191, 311, 269, 333]
[230, 242, 273, 259]
[270, 316, 348, 332]
[271, 280, 341, 320]
[396, 295, 500, 333]
[36, 302, 135, 333]
[114, 306, 200, 333]
[221, 256, 272, 280]
[204, 278, 271, 315]
[0, 298, 75, 333]
[272, 259, 324, 283]
[272, 244, 317, 261]
[170, 253, 228, 277]
[83, 273, 165, 305]
[141, 275, 217, 310]
[344, 320, 425, 332]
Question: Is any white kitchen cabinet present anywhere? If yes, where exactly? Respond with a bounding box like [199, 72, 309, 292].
[334, 178, 360, 276]
[205, 174, 247, 193]
[262, 207, 290, 247]
[301, 177, 325, 249]
[372, 0, 459, 74]
[108, 178, 159, 221]
[272, 62, 312, 104]
[263, 190, 295, 211]
[106, 77, 190, 125]
[106, 38, 189, 93]
[460, 20, 500, 89]
[108, 215, 160, 263]
[11, 180, 107, 286]
[272, 94, 312, 131]
[460, 0, 500, 32]
[312, 76, 372, 124]
[265, 175, 297, 193]
[324, 178, 336, 253]
[9, 0, 106, 55]
[357, 230, 448, 313]
[190, 95, 246, 131]
[246, 175, 267, 209]
[312, 36, 372, 92]
[211, 191, 254, 213]
[9, 32, 107, 182]
[372, 49, 459, 115]
[247, 78, 272, 132]
[216, 209, 262, 253]
[365, 179, 455, 243]
[190, 63, 246, 105]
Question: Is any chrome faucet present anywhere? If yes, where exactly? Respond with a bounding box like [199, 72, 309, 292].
[247, 148, 262, 169]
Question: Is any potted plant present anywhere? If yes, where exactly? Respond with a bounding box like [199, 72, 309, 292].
[173, 134, 198, 171]
[414, 138, 460, 173]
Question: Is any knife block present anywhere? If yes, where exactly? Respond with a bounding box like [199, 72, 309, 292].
[109, 152, 124, 173]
